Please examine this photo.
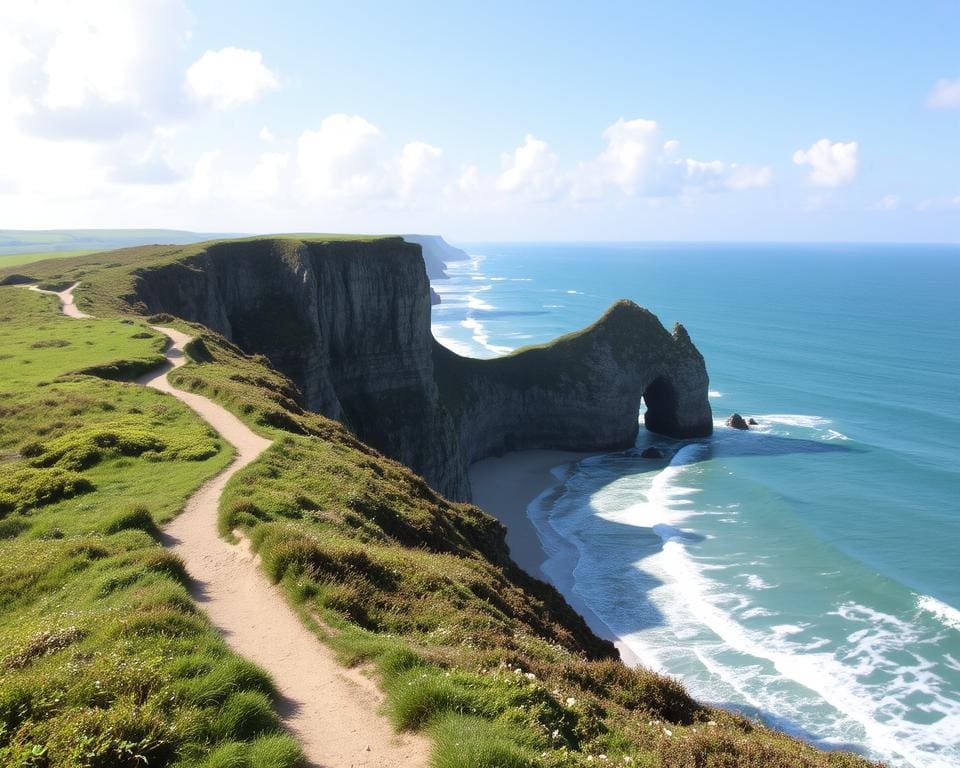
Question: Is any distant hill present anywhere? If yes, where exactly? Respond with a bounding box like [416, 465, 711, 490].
[0, 228, 239, 258]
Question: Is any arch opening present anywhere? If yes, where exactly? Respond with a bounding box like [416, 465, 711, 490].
[642, 375, 679, 435]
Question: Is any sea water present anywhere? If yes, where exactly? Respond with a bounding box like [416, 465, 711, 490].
[430, 243, 960, 767]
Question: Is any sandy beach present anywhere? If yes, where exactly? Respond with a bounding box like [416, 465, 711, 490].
[469, 450, 644, 666]
[469, 450, 590, 580]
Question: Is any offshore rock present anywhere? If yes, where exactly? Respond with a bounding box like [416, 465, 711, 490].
[130, 238, 712, 501]
[726, 413, 750, 430]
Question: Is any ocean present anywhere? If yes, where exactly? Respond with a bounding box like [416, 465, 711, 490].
[430, 243, 960, 768]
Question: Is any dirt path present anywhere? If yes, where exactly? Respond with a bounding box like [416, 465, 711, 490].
[29, 281, 91, 318]
[37, 284, 430, 768]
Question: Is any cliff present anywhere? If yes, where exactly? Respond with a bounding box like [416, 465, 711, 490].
[403, 234, 469, 279]
[434, 300, 713, 465]
[103, 236, 711, 500]
[128, 237, 471, 499]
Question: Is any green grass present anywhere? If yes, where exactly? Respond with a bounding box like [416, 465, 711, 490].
[0, 240, 883, 768]
[0, 288, 303, 767]
[0, 251, 97, 268]
[162, 320, 880, 768]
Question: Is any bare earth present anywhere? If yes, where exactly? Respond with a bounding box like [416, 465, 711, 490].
[39, 284, 429, 768]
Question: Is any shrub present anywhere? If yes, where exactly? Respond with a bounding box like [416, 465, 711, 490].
[29, 427, 165, 470]
[0, 467, 94, 515]
[102, 504, 157, 537]
[30, 338, 71, 349]
[0, 518, 28, 539]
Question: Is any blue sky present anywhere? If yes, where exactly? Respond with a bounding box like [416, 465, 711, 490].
[1, 1, 959, 241]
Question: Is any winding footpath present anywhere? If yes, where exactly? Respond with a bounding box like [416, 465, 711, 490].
[34, 283, 429, 768]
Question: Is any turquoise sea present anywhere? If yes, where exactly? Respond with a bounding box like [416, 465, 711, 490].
[430, 243, 960, 768]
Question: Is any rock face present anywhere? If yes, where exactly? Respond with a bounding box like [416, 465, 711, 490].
[130, 237, 712, 501]
[434, 300, 713, 469]
[726, 413, 749, 430]
[131, 237, 469, 498]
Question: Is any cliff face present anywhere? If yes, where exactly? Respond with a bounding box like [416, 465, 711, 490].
[130, 238, 470, 498]
[433, 301, 713, 466]
[129, 237, 711, 501]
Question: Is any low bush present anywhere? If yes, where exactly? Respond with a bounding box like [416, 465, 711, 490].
[0, 467, 94, 515]
[102, 504, 157, 537]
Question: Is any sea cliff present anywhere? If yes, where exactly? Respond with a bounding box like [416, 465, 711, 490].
[126, 236, 712, 499]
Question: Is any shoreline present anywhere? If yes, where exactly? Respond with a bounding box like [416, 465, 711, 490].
[469, 450, 644, 666]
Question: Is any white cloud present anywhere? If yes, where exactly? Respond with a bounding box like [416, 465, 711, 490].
[497, 134, 561, 201]
[927, 78, 960, 109]
[397, 141, 443, 199]
[595, 118, 662, 195]
[916, 195, 960, 211]
[296, 114, 386, 200]
[248, 152, 290, 199]
[792, 139, 858, 187]
[876, 194, 900, 210]
[186, 48, 279, 110]
[259, 127, 276, 143]
[457, 165, 481, 194]
[2, 0, 192, 139]
[569, 118, 772, 200]
[725, 164, 773, 190]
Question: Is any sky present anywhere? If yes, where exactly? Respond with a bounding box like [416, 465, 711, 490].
[1, 1, 959, 242]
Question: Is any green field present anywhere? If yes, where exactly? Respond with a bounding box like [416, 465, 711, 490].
[0, 251, 98, 268]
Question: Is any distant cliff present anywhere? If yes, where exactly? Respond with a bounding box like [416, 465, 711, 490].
[403, 234, 469, 280]
[127, 237, 712, 500]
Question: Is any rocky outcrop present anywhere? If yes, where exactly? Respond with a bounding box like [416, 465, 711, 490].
[129, 237, 712, 501]
[433, 300, 713, 468]
[726, 413, 749, 430]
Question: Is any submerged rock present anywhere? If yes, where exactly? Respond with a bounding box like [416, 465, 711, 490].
[747, 417, 758, 426]
[640, 447, 665, 459]
[726, 413, 750, 430]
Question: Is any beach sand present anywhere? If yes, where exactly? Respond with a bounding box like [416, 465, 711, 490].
[469, 450, 643, 665]
[469, 450, 590, 580]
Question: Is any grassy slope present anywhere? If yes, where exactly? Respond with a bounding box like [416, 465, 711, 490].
[0, 251, 97, 268]
[190, 335, 878, 768]
[2, 242, 881, 768]
[0, 288, 303, 767]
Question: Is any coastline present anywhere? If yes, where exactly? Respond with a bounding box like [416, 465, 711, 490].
[469, 450, 644, 667]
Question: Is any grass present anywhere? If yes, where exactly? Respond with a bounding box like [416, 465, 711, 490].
[0, 287, 303, 767]
[162, 317, 880, 768]
[0, 241, 883, 768]
[0, 251, 97, 268]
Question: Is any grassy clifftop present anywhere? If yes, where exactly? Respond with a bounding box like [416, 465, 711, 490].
[0, 244, 881, 767]
[0, 288, 302, 767]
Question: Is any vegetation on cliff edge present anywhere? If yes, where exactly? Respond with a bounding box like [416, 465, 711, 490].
[0, 244, 882, 768]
